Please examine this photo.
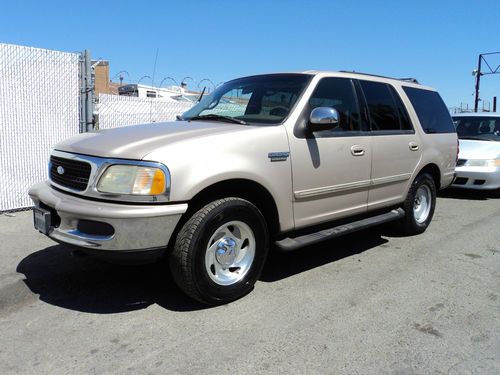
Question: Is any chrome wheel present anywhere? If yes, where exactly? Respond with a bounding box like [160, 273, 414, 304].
[205, 220, 255, 286]
[413, 185, 431, 224]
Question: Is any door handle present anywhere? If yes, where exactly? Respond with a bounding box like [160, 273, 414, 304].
[350, 145, 365, 156]
[409, 142, 419, 151]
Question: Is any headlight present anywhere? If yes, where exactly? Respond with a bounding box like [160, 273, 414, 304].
[97, 165, 166, 195]
[463, 159, 500, 167]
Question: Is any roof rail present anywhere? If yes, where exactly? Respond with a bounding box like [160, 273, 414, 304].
[339, 71, 420, 84]
[398, 77, 420, 84]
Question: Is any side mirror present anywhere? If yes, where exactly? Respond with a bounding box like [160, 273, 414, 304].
[309, 107, 339, 131]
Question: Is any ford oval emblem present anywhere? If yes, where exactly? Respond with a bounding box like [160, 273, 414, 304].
[57, 166, 65, 175]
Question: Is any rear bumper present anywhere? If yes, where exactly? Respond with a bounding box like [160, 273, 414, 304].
[452, 166, 500, 190]
[28, 181, 187, 252]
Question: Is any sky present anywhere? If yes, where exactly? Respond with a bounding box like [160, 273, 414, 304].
[1, 0, 499, 109]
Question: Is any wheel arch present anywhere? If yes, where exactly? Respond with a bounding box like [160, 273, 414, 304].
[167, 179, 281, 250]
[416, 163, 441, 190]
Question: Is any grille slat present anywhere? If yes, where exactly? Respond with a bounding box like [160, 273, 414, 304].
[49, 156, 91, 191]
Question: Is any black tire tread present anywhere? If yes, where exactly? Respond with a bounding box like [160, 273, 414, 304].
[170, 198, 256, 304]
[398, 173, 436, 235]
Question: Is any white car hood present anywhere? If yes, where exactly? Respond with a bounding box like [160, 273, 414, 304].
[458, 139, 500, 160]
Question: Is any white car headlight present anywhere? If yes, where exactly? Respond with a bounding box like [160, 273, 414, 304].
[97, 165, 167, 195]
[463, 159, 500, 167]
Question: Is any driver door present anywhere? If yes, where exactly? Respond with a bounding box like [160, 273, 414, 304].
[287, 77, 372, 229]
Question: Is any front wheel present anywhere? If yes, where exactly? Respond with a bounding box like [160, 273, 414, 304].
[169, 198, 269, 305]
[398, 173, 437, 235]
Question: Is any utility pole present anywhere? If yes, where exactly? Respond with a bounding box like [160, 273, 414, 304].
[473, 55, 482, 113]
[473, 52, 500, 113]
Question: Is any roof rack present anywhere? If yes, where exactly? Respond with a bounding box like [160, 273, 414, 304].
[398, 77, 420, 84]
[338, 71, 420, 84]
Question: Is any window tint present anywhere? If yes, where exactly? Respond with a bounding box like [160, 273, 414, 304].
[388, 86, 412, 130]
[359, 81, 400, 131]
[308, 78, 360, 132]
[403, 87, 455, 134]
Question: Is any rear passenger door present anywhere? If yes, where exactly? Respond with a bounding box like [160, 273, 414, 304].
[357, 80, 422, 210]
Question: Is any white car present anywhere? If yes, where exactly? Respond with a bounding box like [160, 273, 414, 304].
[452, 113, 500, 190]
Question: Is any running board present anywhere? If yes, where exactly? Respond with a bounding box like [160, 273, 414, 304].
[275, 208, 405, 251]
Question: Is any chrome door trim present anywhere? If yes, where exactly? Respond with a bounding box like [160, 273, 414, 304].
[370, 173, 412, 186]
[294, 179, 371, 199]
[294, 173, 411, 200]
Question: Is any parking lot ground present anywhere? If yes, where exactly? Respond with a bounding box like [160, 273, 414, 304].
[0, 189, 499, 374]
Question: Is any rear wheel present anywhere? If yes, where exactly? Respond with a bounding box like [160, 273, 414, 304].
[169, 198, 269, 305]
[398, 173, 436, 235]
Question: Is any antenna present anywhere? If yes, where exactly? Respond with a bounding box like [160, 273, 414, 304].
[150, 48, 159, 123]
[151, 48, 159, 88]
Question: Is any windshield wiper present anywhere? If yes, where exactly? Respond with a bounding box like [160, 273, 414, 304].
[188, 114, 247, 125]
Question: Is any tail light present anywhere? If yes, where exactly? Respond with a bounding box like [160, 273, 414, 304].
[456, 139, 460, 164]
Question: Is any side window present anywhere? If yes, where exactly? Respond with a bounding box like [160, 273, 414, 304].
[359, 80, 401, 131]
[388, 86, 413, 130]
[402, 87, 455, 134]
[308, 78, 360, 133]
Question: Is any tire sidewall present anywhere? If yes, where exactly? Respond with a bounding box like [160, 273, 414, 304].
[407, 174, 437, 232]
[189, 200, 269, 303]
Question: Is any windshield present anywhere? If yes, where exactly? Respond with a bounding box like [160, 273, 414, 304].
[181, 74, 312, 125]
[453, 116, 500, 141]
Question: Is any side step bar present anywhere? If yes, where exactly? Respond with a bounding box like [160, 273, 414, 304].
[275, 208, 405, 251]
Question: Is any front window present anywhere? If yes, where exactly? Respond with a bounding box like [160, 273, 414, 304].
[453, 116, 500, 142]
[181, 74, 312, 125]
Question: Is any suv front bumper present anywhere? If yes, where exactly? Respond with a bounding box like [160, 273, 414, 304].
[28, 182, 187, 253]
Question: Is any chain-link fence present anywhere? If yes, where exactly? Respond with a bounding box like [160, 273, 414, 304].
[97, 94, 193, 129]
[0, 43, 80, 212]
[0, 43, 197, 212]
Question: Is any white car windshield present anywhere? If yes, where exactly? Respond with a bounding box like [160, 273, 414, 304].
[453, 116, 500, 142]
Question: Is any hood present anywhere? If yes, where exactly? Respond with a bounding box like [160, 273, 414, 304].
[54, 121, 248, 160]
[458, 139, 500, 160]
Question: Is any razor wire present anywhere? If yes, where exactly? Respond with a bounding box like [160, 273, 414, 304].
[0, 43, 80, 212]
[97, 94, 193, 129]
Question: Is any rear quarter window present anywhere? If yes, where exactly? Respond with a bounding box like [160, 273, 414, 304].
[403, 87, 455, 134]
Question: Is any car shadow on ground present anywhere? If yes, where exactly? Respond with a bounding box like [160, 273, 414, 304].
[16, 245, 205, 314]
[438, 187, 499, 201]
[17, 228, 390, 314]
[261, 227, 388, 282]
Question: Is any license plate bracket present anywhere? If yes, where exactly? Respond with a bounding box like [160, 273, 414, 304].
[33, 207, 53, 235]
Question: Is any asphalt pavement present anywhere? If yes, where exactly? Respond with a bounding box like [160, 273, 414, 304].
[0, 189, 499, 374]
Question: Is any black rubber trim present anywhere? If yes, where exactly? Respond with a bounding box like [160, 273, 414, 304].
[275, 208, 405, 251]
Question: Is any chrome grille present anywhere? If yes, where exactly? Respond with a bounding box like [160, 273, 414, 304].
[49, 156, 91, 191]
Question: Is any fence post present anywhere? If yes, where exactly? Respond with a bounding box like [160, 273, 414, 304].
[84, 50, 94, 132]
[79, 49, 94, 133]
[79, 53, 86, 133]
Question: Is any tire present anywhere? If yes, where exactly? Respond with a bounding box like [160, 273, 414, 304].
[169, 198, 269, 305]
[398, 173, 437, 235]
